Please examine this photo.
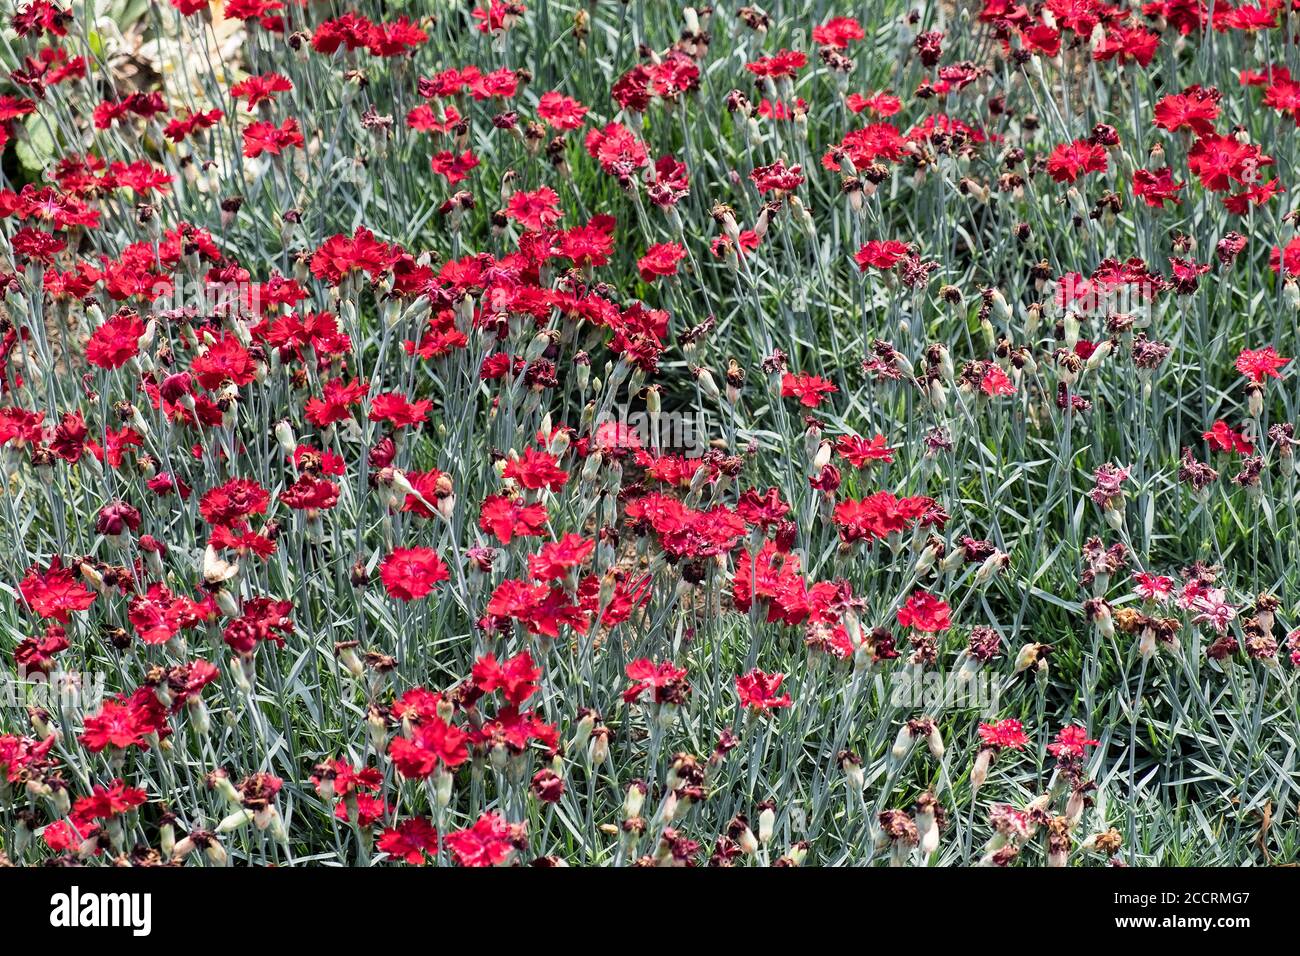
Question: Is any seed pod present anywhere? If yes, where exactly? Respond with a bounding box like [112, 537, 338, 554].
[970, 747, 993, 795]
[275, 420, 296, 454]
[757, 803, 775, 844]
[891, 723, 914, 760]
[624, 780, 647, 819]
[216, 808, 255, 834]
[696, 368, 720, 402]
[926, 723, 945, 759]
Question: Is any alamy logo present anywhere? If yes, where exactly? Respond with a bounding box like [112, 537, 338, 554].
[49, 887, 152, 936]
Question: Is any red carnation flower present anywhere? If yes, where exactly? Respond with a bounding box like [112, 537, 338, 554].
[1235, 346, 1289, 384]
[637, 242, 687, 282]
[378, 818, 439, 864]
[19, 556, 96, 622]
[780, 372, 838, 408]
[1046, 138, 1108, 184]
[379, 547, 450, 600]
[735, 668, 793, 712]
[896, 590, 952, 632]
[85, 310, 145, 369]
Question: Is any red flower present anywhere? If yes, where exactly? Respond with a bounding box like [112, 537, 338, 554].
[222, 599, 294, 654]
[1047, 724, 1099, 759]
[756, 97, 801, 118]
[472, 650, 541, 705]
[1132, 168, 1185, 208]
[14, 623, 69, 674]
[388, 716, 469, 777]
[531, 768, 565, 803]
[472, 1, 524, 35]
[369, 391, 432, 428]
[750, 160, 805, 194]
[1202, 420, 1254, 454]
[897, 590, 952, 632]
[367, 16, 428, 56]
[127, 586, 191, 645]
[210, 523, 276, 558]
[305, 378, 370, 427]
[811, 16, 864, 48]
[1141, 0, 1207, 33]
[1187, 134, 1272, 192]
[625, 658, 690, 704]
[482, 704, 558, 753]
[978, 718, 1030, 750]
[1262, 74, 1300, 122]
[1272, 237, 1300, 276]
[1046, 139, 1108, 183]
[398, 468, 449, 519]
[335, 794, 388, 827]
[637, 242, 687, 282]
[191, 332, 256, 389]
[169, 660, 220, 705]
[537, 91, 587, 130]
[1133, 572, 1175, 602]
[980, 366, 1017, 397]
[527, 534, 594, 581]
[95, 499, 141, 537]
[444, 811, 519, 867]
[80, 690, 168, 752]
[1167, 256, 1210, 294]
[311, 759, 381, 797]
[854, 239, 910, 270]
[780, 372, 838, 408]
[378, 818, 439, 864]
[736, 487, 791, 529]
[1235, 346, 1289, 384]
[12, 1, 73, 36]
[835, 434, 894, 467]
[504, 186, 562, 231]
[502, 447, 568, 491]
[845, 90, 902, 116]
[230, 72, 292, 110]
[19, 557, 96, 622]
[583, 123, 649, 181]
[1153, 86, 1221, 134]
[556, 216, 617, 266]
[832, 492, 932, 544]
[1020, 23, 1061, 56]
[225, 0, 284, 25]
[479, 494, 548, 543]
[311, 228, 400, 284]
[200, 478, 270, 527]
[1093, 26, 1160, 67]
[429, 149, 479, 184]
[278, 475, 340, 511]
[379, 547, 450, 600]
[735, 669, 793, 712]
[1223, 177, 1284, 215]
[485, 579, 588, 638]
[10, 227, 67, 264]
[745, 49, 807, 79]
[310, 11, 372, 53]
[85, 310, 145, 369]
[73, 779, 147, 820]
[242, 117, 303, 157]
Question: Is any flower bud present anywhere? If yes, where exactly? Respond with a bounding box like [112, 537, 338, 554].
[275, 420, 296, 455]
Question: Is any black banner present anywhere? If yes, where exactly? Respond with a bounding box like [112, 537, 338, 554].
[0, 865, 1284, 939]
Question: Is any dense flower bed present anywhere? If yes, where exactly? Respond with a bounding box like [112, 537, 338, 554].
[0, 0, 1298, 866]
